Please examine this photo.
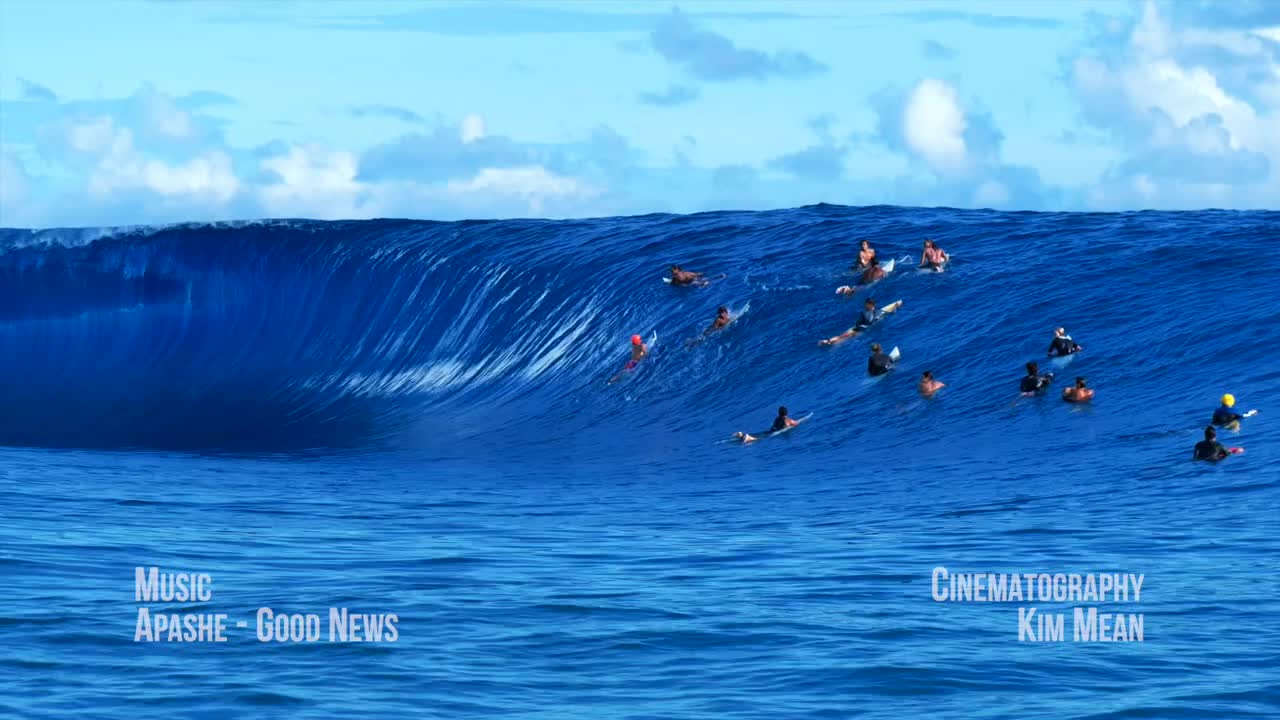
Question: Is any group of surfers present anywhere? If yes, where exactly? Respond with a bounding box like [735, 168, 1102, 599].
[631, 239, 1257, 455]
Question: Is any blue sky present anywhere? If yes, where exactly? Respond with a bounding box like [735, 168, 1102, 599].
[1, 0, 1278, 227]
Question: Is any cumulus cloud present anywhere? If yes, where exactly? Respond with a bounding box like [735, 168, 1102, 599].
[1068, 1, 1280, 207]
[903, 79, 969, 176]
[868, 78, 1052, 208]
[52, 116, 239, 206]
[258, 144, 364, 218]
[650, 8, 827, 81]
[638, 84, 700, 107]
[447, 166, 600, 214]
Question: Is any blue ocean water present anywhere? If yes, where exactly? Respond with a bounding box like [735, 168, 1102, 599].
[1, 205, 1278, 719]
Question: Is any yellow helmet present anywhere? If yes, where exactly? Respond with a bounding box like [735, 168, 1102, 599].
[1222, 394, 1235, 407]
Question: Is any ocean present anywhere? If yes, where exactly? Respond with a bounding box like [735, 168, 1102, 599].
[2, 205, 1277, 719]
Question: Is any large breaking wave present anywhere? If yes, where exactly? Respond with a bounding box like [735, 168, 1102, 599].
[2, 206, 1276, 458]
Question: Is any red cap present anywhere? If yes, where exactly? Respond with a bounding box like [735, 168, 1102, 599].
[631, 334, 642, 345]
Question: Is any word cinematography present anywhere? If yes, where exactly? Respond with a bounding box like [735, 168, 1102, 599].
[931, 567, 1145, 642]
[133, 567, 399, 643]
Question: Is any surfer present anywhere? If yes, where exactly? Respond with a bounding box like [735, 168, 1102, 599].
[919, 370, 945, 396]
[1062, 377, 1094, 403]
[820, 298, 901, 346]
[853, 240, 877, 271]
[668, 265, 705, 287]
[868, 343, 895, 377]
[1212, 394, 1257, 426]
[835, 261, 888, 295]
[1047, 327, 1083, 357]
[626, 334, 649, 367]
[861, 262, 887, 284]
[733, 406, 797, 444]
[1193, 426, 1237, 461]
[704, 306, 732, 335]
[609, 334, 649, 383]
[920, 239, 949, 270]
[1020, 361, 1054, 395]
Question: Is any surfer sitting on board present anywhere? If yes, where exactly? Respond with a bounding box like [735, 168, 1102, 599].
[1020, 362, 1054, 395]
[1062, 376, 1094, 403]
[1047, 327, 1082, 357]
[920, 239, 949, 270]
[1212, 394, 1257, 426]
[820, 298, 902, 346]
[860, 262, 887, 284]
[836, 261, 889, 295]
[1193, 425, 1240, 461]
[733, 406, 797, 444]
[669, 265, 706, 287]
[853, 240, 877, 271]
[868, 343, 896, 376]
[919, 370, 945, 396]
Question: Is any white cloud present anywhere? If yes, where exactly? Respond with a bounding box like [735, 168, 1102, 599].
[258, 144, 364, 218]
[902, 78, 968, 176]
[460, 114, 486, 144]
[447, 166, 601, 213]
[64, 117, 239, 203]
[1069, 1, 1280, 207]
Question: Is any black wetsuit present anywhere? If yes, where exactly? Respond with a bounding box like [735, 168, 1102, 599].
[1048, 336, 1080, 356]
[1020, 373, 1053, 393]
[868, 352, 894, 377]
[855, 309, 883, 331]
[1193, 440, 1229, 461]
[771, 415, 789, 432]
[1212, 406, 1243, 426]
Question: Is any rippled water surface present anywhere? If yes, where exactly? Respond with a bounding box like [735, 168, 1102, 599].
[2, 206, 1278, 718]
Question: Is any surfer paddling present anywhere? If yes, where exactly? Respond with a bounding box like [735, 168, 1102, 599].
[820, 298, 902, 346]
[1212, 394, 1257, 427]
[688, 307, 732, 347]
[668, 265, 705, 287]
[1062, 376, 1094, 403]
[919, 239, 949, 270]
[1047, 327, 1082, 357]
[706, 306, 731, 334]
[1193, 425, 1242, 461]
[733, 406, 798, 444]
